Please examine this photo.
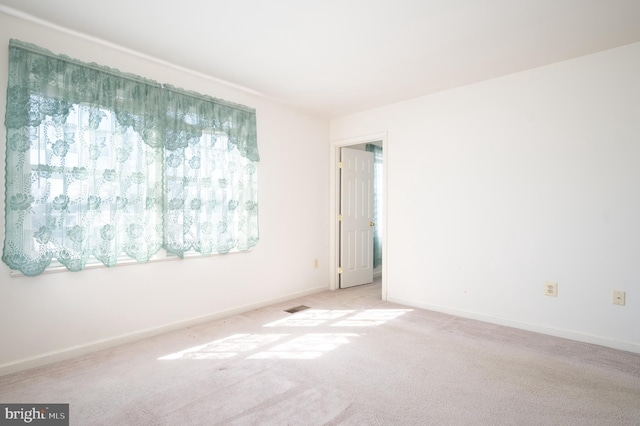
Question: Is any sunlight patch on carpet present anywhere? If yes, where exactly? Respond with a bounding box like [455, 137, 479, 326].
[158, 309, 411, 361]
[332, 309, 413, 327]
[264, 309, 355, 327]
[158, 333, 288, 360]
[247, 333, 359, 360]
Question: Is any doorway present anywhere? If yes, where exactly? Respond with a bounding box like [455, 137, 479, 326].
[329, 133, 387, 300]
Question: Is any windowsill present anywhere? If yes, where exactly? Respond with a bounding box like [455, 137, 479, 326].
[8, 249, 244, 278]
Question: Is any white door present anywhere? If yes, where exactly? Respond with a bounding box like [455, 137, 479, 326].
[340, 148, 374, 288]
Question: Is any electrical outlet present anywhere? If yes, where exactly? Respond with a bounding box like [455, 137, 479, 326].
[544, 282, 558, 297]
[613, 290, 626, 306]
[313, 258, 319, 269]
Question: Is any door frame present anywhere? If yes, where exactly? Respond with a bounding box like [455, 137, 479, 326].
[329, 132, 388, 300]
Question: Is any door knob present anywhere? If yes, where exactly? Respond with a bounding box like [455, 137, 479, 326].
[370, 222, 375, 227]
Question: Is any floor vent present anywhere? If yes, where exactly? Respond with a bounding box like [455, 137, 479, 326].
[284, 305, 310, 314]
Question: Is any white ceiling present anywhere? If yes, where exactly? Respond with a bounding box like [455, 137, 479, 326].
[1, 0, 640, 118]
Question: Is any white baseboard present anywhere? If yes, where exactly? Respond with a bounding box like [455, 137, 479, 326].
[0, 285, 328, 376]
[387, 295, 640, 355]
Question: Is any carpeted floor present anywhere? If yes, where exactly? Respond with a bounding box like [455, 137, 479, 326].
[1, 279, 639, 425]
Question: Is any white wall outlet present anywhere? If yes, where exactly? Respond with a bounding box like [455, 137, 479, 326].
[545, 282, 558, 297]
[613, 290, 626, 306]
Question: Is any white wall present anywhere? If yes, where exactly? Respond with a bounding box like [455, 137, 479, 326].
[331, 42, 640, 353]
[0, 12, 330, 373]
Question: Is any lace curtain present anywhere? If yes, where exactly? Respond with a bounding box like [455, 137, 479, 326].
[3, 40, 259, 276]
[162, 86, 259, 257]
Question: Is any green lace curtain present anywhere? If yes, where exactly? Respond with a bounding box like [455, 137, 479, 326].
[3, 40, 259, 276]
[163, 86, 259, 257]
[366, 144, 382, 269]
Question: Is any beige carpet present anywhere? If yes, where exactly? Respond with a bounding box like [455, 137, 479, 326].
[1, 279, 640, 425]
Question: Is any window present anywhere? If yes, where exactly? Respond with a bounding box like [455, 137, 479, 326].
[3, 40, 259, 276]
